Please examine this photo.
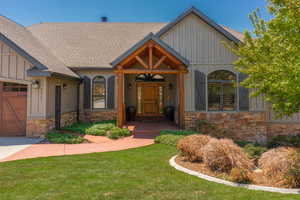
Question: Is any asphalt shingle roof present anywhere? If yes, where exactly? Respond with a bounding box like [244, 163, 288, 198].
[28, 22, 166, 68]
[0, 15, 79, 78]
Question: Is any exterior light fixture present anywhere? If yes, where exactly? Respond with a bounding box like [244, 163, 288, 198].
[32, 80, 40, 89]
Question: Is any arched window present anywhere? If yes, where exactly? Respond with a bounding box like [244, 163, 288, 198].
[135, 74, 165, 82]
[208, 70, 236, 111]
[93, 76, 106, 109]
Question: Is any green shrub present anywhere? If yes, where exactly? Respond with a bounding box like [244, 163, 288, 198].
[160, 130, 199, 136]
[108, 127, 131, 139]
[85, 128, 106, 136]
[268, 135, 300, 148]
[85, 123, 115, 135]
[63, 120, 116, 133]
[243, 143, 267, 159]
[154, 135, 184, 146]
[46, 132, 85, 144]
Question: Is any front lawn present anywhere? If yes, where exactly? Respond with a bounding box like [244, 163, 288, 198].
[0, 145, 298, 200]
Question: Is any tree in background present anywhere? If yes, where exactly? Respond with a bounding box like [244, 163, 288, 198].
[231, 0, 300, 117]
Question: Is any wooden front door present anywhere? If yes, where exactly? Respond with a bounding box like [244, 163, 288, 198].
[137, 83, 164, 116]
[0, 82, 27, 136]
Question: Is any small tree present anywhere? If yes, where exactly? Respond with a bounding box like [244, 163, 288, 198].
[231, 0, 300, 117]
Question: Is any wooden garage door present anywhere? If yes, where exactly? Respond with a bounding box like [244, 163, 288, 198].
[0, 82, 27, 136]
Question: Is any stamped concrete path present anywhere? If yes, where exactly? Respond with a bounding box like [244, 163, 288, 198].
[1, 135, 154, 162]
[1, 121, 179, 162]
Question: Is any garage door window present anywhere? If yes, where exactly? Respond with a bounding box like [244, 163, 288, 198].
[3, 82, 27, 92]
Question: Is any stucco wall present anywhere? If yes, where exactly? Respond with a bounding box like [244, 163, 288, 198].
[46, 77, 79, 118]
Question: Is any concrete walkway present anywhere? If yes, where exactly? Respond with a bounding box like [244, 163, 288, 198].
[0, 137, 43, 160]
[0, 134, 154, 162]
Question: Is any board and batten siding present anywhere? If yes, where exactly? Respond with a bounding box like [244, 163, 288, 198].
[0, 40, 46, 119]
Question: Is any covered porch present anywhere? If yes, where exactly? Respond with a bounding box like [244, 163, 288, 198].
[112, 33, 189, 129]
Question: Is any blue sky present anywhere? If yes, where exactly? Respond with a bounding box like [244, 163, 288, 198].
[0, 0, 272, 32]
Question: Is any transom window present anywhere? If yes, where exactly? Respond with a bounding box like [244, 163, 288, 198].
[135, 74, 165, 82]
[93, 76, 106, 109]
[208, 70, 236, 111]
[3, 82, 27, 92]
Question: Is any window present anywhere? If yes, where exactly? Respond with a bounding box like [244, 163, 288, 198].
[93, 76, 106, 109]
[208, 70, 236, 111]
[3, 82, 27, 92]
[135, 74, 165, 82]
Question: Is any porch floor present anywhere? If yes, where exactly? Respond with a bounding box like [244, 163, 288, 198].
[124, 121, 180, 139]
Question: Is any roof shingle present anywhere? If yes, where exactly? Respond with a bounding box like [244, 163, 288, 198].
[0, 15, 79, 78]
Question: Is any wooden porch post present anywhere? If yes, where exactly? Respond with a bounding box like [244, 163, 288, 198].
[178, 72, 185, 129]
[117, 72, 125, 128]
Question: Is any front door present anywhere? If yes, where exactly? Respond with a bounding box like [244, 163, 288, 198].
[137, 83, 164, 116]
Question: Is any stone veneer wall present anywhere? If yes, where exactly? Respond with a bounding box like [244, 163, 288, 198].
[26, 111, 77, 137]
[185, 111, 267, 143]
[80, 109, 117, 123]
[185, 111, 300, 143]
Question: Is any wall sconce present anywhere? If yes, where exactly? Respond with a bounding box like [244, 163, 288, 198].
[32, 80, 40, 89]
[168, 83, 173, 90]
[128, 83, 132, 89]
[63, 83, 68, 89]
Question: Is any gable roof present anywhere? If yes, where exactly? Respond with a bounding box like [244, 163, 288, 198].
[111, 33, 190, 67]
[0, 15, 79, 78]
[156, 7, 242, 44]
[28, 23, 166, 69]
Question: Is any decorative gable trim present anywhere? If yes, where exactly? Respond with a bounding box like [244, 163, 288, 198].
[156, 6, 242, 44]
[111, 32, 189, 68]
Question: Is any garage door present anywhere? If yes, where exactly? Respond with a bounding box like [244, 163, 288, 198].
[0, 82, 27, 136]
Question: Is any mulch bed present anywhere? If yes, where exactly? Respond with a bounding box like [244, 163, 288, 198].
[175, 155, 285, 188]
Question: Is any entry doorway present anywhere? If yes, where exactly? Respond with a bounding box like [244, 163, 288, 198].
[55, 86, 61, 130]
[136, 82, 164, 117]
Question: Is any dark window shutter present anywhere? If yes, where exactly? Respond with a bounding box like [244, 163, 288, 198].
[107, 76, 115, 109]
[83, 76, 91, 109]
[195, 70, 206, 111]
[238, 72, 249, 111]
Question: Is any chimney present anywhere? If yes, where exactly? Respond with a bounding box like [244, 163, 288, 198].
[101, 16, 108, 22]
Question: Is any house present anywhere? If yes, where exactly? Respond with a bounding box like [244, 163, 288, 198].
[0, 7, 298, 142]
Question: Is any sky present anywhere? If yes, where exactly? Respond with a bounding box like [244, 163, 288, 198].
[0, 0, 272, 32]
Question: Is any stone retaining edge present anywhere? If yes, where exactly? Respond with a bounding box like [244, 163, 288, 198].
[169, 155, 300, 195]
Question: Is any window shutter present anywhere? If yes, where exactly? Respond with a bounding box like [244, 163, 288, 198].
[238, 72, 249, 111]
[195, 70, 206, 111]
[107, 76, 115, 109]
[83, 76, 91, 109]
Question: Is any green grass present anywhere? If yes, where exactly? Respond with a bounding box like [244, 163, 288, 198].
[0, 145, 299, 200]
[62, 120, 116, 134]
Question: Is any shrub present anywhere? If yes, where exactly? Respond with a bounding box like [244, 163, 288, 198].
[63, 120, 116, 133]
[177, 135, 212, 162]
[267, 135, 300, 148]
[107, 127, 131, 139]
[46, 132, 85, 144]
[229, 167, 252, 184]
[154, 135, 184, 146]
[243, 143, 267, 159]
[202, 138, 254, 173]
[258, 147, 300, 188]
[85, 123, 115, 135]
[160, 130, 198, 136]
